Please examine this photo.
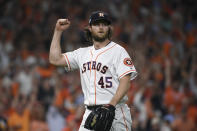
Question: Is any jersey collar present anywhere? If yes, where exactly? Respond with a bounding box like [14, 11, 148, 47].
[92, 41, 114, 52]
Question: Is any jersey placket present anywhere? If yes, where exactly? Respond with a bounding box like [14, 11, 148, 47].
[89, 43, 116, 105]
[88, 49, 97, 105]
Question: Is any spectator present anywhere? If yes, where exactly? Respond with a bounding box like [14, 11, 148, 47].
[0, 0, 196, 130]
[8, 95, 33, 131]
[30, 103, 49, 131]
[46, 104, 66, 131]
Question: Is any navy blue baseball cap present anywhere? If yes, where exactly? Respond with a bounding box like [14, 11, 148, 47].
[89, 11, 111, 25]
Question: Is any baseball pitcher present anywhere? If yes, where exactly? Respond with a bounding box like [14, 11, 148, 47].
[49, 11, 137, 131]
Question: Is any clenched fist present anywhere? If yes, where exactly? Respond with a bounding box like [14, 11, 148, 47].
[55, 19, 70, 31]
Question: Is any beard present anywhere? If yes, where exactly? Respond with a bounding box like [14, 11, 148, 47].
[91, 30, 109, 42]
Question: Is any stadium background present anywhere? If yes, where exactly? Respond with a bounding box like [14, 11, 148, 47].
[0, 0, 197, 131]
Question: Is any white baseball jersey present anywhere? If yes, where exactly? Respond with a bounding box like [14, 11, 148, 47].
[62, 41, 137, 105]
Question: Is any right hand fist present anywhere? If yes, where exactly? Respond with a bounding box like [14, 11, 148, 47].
[55, 19, 70, 31]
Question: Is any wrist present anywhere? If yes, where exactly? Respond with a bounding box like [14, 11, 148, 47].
[109, 100, 118, 106]
[55, 28, 63, 33]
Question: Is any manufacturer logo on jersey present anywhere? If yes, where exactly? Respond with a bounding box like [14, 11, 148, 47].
[123, 58, 133, 67]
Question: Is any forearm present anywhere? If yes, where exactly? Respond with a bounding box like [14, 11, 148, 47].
[109, 74, 131, 106]
[49, 30, 63, 65]
[49, 19, 70, 66]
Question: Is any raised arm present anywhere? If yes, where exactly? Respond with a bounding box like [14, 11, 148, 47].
[49, 19, 70, 66]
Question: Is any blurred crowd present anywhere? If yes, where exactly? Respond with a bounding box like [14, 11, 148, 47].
[0, 0, 197, 131]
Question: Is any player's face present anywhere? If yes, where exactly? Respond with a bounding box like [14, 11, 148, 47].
[90, 21, 110, 42]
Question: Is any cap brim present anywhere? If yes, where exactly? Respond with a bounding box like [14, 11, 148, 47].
[90, 18, 111, 25]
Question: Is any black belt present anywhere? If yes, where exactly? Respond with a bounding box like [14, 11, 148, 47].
[87, 105, 102, 110]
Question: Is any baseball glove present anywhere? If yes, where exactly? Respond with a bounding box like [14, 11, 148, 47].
[84, 104, 115, 131]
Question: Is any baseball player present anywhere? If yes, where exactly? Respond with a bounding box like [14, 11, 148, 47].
[49, 11, 137, 131]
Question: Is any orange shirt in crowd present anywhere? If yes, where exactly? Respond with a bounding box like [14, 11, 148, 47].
[62, 114, 78, 131]
[164, 86, 185, 113]
[163, 41, 172, 57]
[62, 128, 72, 131]
[30, 120, 49, 131]
[151, 55, 164, 66]
[36, 66, 54, 78]
[55, 88, 77, 113]
[186, 32, 195, 48]
[172, 116, 196, 131]
[11, 82, 19, 98]
[55, 88, 70, 107]
[8, 109, 30, 131]
[187, 105, 197, 122]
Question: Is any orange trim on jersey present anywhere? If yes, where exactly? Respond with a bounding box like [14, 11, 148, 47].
[121, 107, 129, 131]
[63, 54, 71, 70]
[94, 43, 117, 104]
[119, 69, 136, 79]
[90, 50, 93, 77]
[94, 67, 97, 104]
[95, 44, 117, 60]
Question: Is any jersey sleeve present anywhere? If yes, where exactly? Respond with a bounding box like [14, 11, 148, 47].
[62, 49, 80, 71]
[115, 48, 137, 80]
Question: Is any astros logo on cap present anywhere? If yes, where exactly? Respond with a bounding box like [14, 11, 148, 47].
[99, 12, 104, 17]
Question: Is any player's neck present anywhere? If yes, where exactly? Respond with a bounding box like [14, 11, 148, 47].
[93, 39, 110, 50]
